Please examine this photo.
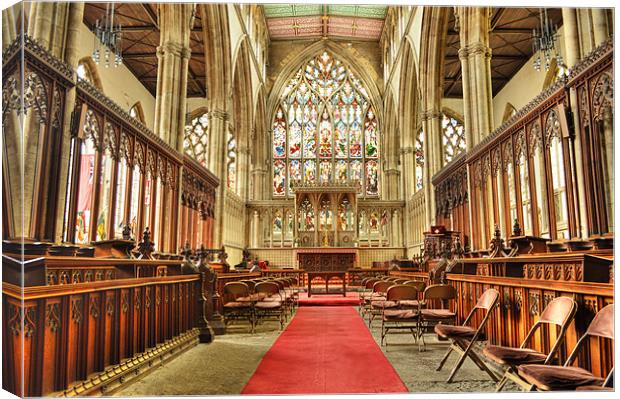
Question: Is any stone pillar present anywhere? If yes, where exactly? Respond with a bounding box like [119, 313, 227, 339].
[421, 110, 442, 227]
[592, 9, 610, 46]
[562, 8, 588, 239]
[153, 4, 195, 151]
[384, 169, 400, 200]
[2, 3, 20, 50]
[456, 7, 494, 145]
[251, 168, 268, 200]
[251, 210, 260, 247]
[209, 110, 230, 247]
[562, 8, 581, 66]
[237, 145, 250, 200]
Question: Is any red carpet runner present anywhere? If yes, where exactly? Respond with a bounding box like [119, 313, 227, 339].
[241, 306, 408, 394]
[297, 292, 362, 307]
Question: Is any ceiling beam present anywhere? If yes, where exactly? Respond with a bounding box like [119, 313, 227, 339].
[122, 25, 203, 33]
[490, 8, 507, 30]
[123, 51, 205, 59]
[141, 4, 159, 28]
[447, 28, 535, 36]
[445, 54, 525, 61]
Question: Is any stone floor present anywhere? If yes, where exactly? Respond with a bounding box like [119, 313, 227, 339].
[115, 306, 519, 396]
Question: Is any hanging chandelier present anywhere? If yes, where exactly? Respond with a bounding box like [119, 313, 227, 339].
[92, 3, 123, 68]
[532, 8, 562, 72]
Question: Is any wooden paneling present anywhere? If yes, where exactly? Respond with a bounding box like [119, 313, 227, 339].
[2, 256, 203, 397]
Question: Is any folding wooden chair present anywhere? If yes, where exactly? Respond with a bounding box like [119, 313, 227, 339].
[484, 296, 577, 391]
[518, 303, 614, 391]
[222, 282, 255, 333]
[417, 284, 458, 351]
[380, 285, 419, 346]
[435, 288, 500, 383]
[365, 281, 395, 326]
[254, 281, 286, 330]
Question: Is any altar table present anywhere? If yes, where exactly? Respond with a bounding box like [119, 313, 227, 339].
[307, 271, 347, 297]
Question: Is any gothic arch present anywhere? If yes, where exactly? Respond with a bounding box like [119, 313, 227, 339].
[129, 101, 146, 123]
[501, 102, 517, 123]
[267, 40, 383, 122]
[77, 56, 103, 91]
[231, 37, 253, 145]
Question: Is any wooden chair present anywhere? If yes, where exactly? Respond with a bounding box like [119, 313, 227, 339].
[380, 285, 420, 346]
[364, 281, 395, 325]
[435, 288, 500, 383]
[359, 277, 380, 314]
[417, 284, 458, 351]
[483, 296, 578, 391]
[254, 281, 286, 330]
[222, 282, 255, 333]
[518, 303, 614, 391]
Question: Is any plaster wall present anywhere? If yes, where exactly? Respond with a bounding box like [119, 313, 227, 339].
[75, 22, 156, 131]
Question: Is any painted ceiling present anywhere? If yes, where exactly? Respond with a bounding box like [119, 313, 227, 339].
[263, 5, 387, 41]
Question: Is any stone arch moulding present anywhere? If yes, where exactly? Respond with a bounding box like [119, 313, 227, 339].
[77, 56, 103, 91]
[442, 106, 465, 123]
[129, 101, 146, 123]
[267, 40, 384, 122]
[230, 36, 253, 145]
[501, 102, 517, 123]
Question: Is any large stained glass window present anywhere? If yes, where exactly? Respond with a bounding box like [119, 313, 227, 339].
[184, 112, 209, 168]
[441, 113, 466, 165]
[415, 128, 424, 191]
[272, 51, 380, 197]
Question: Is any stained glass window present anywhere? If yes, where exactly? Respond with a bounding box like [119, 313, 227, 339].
[227, 131, 237, 192]
[272, 51, 380, 197]
[442, 113, 466, 165]
[415, 128, 424, 191]
[184, 112, 209, 167]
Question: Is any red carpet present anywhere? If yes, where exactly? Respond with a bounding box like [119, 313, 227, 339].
[298, 292, 362, 306]
[241, 306, 408, 394]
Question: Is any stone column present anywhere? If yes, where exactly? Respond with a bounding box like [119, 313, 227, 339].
[237, 145, 250, 200]
[455, 7, 494, 145]
[153, 4, 195, 151]
[384, 169, 400, 200]
[562, 8, 588, 238]
[421, 110, 442, 227]
[592, 9, 610, 46]
[2, 3, 20, 50]
[208, 109, 230, 247]
[251, 210, 260, 247]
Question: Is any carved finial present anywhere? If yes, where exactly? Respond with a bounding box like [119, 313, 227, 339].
[494, 224, 502, 239]
[196, 243, 209, 272]
[136, 227, 155, 259]
[218, 245, 228, 264]
[180, 240, 193, 260]
[512, 219, 522, 237]
[122, 223, 132, 240]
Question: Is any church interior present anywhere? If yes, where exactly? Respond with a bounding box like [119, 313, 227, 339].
[1, 1, 616, 396]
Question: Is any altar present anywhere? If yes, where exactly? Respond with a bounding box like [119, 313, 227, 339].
[295, 247, 358, 271]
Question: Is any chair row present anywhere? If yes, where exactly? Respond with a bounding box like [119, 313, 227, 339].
[222, 277, 300, 333]
[363, 278, 614, 392]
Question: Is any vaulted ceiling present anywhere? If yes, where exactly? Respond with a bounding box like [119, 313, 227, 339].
[443, 7, 563, 98]
[82, 4, 562, 101]
[263, 5, 387, 41]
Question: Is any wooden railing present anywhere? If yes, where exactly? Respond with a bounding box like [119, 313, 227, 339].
[1, 254, 216, 397]
[261, 269, 307, 287]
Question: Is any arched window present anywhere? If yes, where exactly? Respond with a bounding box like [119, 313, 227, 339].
[129, 102, 145, 123]
[272, 51, 380, 198]
[227, 131, 237, 192]
[77, 57, 103, 90]
[183, 111, 209, 167]
[441, 112, 466, 165]
[415, 127, 424, 191]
